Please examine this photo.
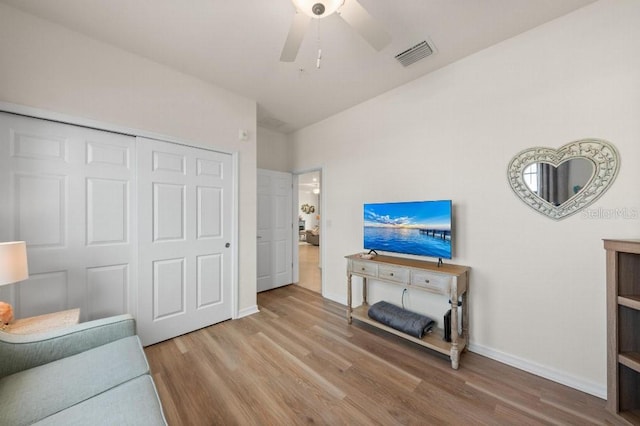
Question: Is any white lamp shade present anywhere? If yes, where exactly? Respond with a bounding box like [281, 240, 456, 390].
[0, 241, 29, 286]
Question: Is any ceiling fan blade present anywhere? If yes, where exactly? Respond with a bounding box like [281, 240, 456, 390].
[280, 12, 311, 62]
[338, 0, 391, 51]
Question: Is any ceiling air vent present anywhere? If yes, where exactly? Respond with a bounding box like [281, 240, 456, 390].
[394, 40, 433, 67]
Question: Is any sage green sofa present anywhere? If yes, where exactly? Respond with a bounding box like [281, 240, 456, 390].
[0, 314, 167, 425]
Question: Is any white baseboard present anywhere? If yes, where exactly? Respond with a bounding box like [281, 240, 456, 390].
[236, 305, 259, 319]
[468, 342, 606, 399]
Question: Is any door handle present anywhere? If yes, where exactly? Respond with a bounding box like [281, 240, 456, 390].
[225, 242, 231, 248]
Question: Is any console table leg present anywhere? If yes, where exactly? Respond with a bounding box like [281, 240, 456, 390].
[362, 277, 368, 305]
[462, 293, 469, 352]
[451, 346, 460, 370]
[347, 273, 353, 324]
[451, 297, 460, 370]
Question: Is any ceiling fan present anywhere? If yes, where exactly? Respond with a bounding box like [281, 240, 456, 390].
[280, 0, 391, 62]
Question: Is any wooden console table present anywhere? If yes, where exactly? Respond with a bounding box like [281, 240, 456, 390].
[346, 254, 469, 369]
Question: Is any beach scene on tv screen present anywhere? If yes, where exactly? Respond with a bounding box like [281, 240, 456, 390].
[364, 201, 452, 259]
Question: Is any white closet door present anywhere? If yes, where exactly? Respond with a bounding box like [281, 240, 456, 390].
[137, 137, 233, 346]
[0, 113, 136, 320]
[257, 169, 292, 292]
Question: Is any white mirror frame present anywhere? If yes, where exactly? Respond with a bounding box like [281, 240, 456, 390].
[507, 139, 620, 220]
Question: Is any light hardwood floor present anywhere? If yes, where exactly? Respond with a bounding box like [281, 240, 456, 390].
[297, 242, 321, 293]
[145, 285, 624, 425]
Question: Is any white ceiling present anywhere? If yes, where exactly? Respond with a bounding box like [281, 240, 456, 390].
[2, 0, 596, 133]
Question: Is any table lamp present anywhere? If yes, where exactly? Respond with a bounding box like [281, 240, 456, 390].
[0, 241, 29, 325]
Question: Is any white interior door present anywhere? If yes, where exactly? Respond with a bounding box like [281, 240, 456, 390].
[0, 112, 136, 321]
[137, 137, 233, 346]
[257, 169, 292, 292]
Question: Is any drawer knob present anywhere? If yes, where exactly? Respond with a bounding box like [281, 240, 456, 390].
[424, 279, 430, 283]
[390, 273, 394, 276]
[361, 267, 365, 271]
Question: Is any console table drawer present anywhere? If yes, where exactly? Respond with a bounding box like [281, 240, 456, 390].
[378, 266, 408, 283]
[352, 261, 377, 277]
[410, 271, 452, 294]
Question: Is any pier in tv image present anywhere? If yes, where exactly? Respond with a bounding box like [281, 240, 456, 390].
[363, 200, 452, 259]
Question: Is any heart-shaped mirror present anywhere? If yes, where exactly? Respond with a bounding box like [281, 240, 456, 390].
[507, 139, 619, 220]
[522, 158, 594, 206]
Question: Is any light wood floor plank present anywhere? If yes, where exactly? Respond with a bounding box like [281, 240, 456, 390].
[246, 315, 312, 359]
[287, 294, 347, 322]
[310, 324, 423, 391]
[145, 284, 625, 425]
[266, 315, 354, 372]
[255, 331, 347, 400]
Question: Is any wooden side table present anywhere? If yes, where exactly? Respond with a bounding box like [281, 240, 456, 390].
[2, 308, 80, 334]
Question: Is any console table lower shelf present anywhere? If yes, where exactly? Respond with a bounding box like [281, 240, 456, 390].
[350, 304, 460, 357]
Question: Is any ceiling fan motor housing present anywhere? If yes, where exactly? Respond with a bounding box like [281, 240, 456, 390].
[291, 0, 343, 18]
[312, 3, 326, 16]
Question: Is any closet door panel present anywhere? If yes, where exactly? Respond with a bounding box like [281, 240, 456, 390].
[137, 137, 233, 346]
[0, 113, 136, 320]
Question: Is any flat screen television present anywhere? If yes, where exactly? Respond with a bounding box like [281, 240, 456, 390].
[363, 200, 452, 259]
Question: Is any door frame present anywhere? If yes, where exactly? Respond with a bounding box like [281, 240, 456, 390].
[0, 101, 240, 320]
[292, 167, 324, 296]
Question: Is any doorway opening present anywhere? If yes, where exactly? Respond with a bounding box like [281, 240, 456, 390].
[295, 170, 322, 293]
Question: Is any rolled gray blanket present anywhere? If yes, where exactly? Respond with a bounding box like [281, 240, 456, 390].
[368, 301, 435, 339]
